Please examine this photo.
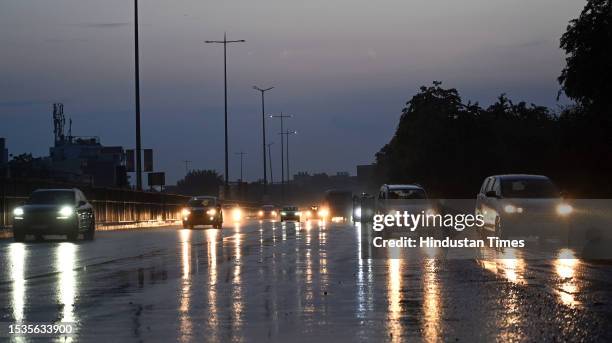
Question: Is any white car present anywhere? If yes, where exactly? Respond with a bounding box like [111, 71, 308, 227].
[376, 184, 434, 215]
[475, 174, 572, 239]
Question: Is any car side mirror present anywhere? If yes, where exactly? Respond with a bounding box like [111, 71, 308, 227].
[485, 190, 498, 198]
[78, 200, 87, 207]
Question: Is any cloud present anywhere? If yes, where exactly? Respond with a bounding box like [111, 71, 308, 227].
[74, 22, 130, 29]
[0, 100, 48, 108]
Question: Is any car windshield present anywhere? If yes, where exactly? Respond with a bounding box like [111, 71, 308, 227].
[262, 205, 274, 210]
[28, 191, 75, 205]
[501, 179, 560, 198]
[284, 207, 297, 211]
[188, 198, 215, 207]
[388, 188, 426, 199]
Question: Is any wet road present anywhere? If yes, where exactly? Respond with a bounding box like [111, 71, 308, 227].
[1, 220, 612, 342]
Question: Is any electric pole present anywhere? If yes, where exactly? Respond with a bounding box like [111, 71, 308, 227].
[235, 151, 246, 182]
[267, 142, 274, 186]
[269, 113, 291, 200]
[253, 86, 274, 195]
[205, 33, 245, 197]
[280, 130, 297, 187]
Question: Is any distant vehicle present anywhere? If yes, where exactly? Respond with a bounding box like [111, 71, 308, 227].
[182, 196, 223, 229]
[323, 189, 353, 221]
[280, 206, 301, 222]
[304, 205, 327, 220]
[12, 188, 95, 242]
[376, 184, 432, 215]
[475, 174, 572, 239]
[258, 205, 278, 220]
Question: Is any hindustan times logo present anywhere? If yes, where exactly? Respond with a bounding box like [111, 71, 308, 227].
[372, 211, 485, 232]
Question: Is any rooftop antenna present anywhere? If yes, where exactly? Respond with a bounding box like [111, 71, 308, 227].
[68, 118, 73, 142]
[53, 103, 65, 144]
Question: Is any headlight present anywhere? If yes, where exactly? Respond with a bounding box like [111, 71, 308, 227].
[57, 206, 74, 219]
[13, 207, 24, 217]
[504, 204, 523, 214]
[318, 208, 329, 217]
[232, 208, 242, 221]
[557, 203, 573, 216]
[207, 208, 217, 216]
[354, 207, 362, 218]
[281, 211, 287, 216]
[271, 211, 277, 216]
[181, 208, 191, 216]
[258, 210, 264, 217]
[305, 210, 312, 217]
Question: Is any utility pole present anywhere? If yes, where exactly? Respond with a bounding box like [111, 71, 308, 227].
[280, 130, 297, 187]
[267, 142, 274, 185]
[183, 160, 192, 175]
[205, 33, 245, 197]
[134, 0, 143, 190]
[235, 151, 246, 182]
[253, 86, 274, 195]
[269, 113, 291, 200]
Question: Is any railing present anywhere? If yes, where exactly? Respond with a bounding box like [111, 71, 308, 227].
[0, 178, 189, 230]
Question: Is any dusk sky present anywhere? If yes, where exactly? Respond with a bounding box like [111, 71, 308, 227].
[1, 0, 584, 184]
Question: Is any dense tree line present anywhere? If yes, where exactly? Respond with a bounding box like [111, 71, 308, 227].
[376, 0, 611, 197]
[174, 169, 223, 196]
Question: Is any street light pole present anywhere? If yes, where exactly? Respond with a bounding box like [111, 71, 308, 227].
[205, 33, 245, 198]
[253, 86, 274, 195]
[134, 0, 143, 190]
[235, 151, 246, 182]
[280, 130, 297, 187]
[267, 142, 274, 185]
[270, 113, 291, 200]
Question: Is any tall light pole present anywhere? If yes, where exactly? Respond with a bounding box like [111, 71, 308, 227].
[235, 151, 246, 182]
[269, 113, 291, 199]
[253, 86, 274, 195]
[267, 142, 274, 185]
[205, 33, 245, 197]
[134, 0, 143, 190]
[280, 130, 297, 185]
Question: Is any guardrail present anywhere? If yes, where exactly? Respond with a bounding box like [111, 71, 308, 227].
[0, 178, 190, 230]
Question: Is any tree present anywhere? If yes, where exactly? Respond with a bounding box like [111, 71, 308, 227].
[175, 169, 223, 196]
[559, 0, 612, 111]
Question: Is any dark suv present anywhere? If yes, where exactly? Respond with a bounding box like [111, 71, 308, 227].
[182, 196, 223, 229]
[12, 188, 95, 242]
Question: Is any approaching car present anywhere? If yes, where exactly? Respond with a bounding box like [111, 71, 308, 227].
[376, 184, 432, 215]
[258, 205, 278, 220]
[182, 196, 223, 229]
[280, 206, 301, 222]
[475, 174, 572, 239]
[12, 188, 95, 242]
[323, 189, 353, 221]
[303, 205, 326, 221]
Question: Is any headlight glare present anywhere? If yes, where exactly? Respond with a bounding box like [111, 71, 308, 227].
[57, 206, 74, 219]
[13, 207, 24, 217]
[557, 203, 573, 216]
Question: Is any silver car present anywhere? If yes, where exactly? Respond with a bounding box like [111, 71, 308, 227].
[475, 174, 573, 239]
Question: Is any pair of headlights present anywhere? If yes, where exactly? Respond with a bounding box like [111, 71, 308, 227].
[182, 208, 217, 216]
[503, 203, 573, 216]
[13, 206, 74, 220]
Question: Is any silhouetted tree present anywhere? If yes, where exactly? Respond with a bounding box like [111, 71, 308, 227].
[175, 169, 223, 196]
[376, 82, 560, 196]
[559, 0, 612, 111]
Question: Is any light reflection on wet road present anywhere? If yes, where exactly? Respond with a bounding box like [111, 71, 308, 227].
[1, 220, 612, 342]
